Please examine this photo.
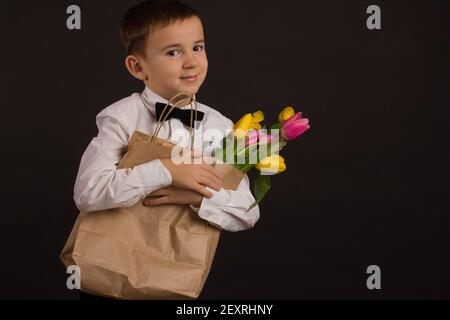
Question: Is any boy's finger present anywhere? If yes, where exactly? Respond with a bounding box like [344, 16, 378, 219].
[206, 172, 222, 188]
[201, 164, 221, 181]
[144, 196, 169, 206]
[199, 172, 220, 186]
[149, 189, 164, 196]
[189, 150, 204, 158]
[198, 175, 221, 191]
[197, 185, 213, 199]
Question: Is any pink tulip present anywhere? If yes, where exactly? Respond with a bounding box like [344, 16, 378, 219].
[258, 132, 273, 145]
[281, 112, 310, 140]
[245, 130, 274, 147]
[245, 130, 259, 147]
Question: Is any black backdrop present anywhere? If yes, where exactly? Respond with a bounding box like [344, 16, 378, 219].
[0, 0, 448, 299]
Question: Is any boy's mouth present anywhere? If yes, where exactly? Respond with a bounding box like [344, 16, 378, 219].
[180, 74, 199, 82]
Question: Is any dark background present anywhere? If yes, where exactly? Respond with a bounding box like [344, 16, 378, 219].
[0, 0, 448, 299]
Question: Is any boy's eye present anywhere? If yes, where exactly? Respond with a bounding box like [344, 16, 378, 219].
[193, 45, 204, 52]
[166, 50, 180, 56]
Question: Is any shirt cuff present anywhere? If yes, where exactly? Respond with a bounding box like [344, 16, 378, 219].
[133, 159, 172, 194]
[195, 187, 230, 227]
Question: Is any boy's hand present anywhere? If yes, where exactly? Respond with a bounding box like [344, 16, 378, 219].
[143, 186, 203, 207]
[160, 153, 221, 199]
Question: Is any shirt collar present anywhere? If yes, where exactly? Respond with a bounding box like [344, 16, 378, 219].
[141, 86, 204, 117]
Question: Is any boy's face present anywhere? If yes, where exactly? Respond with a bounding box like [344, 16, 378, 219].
[141, 16, 208, 101]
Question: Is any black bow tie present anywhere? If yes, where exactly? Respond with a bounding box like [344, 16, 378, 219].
[155, 102, 205, 128]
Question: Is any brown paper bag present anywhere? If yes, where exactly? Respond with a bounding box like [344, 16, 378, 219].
[60, 130, 244, 299]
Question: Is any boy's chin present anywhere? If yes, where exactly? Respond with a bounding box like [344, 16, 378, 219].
[176, 86, 199, 96]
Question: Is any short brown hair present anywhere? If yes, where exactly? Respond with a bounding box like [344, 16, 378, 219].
[120, 0, 200, 58]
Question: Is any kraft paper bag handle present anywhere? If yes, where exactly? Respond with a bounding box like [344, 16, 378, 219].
[143, 92, 200, 152]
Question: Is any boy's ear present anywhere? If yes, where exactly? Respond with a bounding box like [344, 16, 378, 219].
[124, 55, 148, 81]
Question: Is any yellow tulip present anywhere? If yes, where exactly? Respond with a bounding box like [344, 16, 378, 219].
[278, 106, 295, 123]
[249, 122, 262, 130]
[252, 111, 264, 123]
[234, 111, 265, 138]
[233, 113, 253, 138]
[249, 111, 264, 130]
[256, 154, 286, 175]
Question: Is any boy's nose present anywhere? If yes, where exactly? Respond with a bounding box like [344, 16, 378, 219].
[183, 52, 199, 68]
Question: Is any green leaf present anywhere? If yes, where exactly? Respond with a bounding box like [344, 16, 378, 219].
[248, 174, 271, 211]
[240, 163, 255, 173]
[270, 123, 282, 130]
[259, 139, 287, 160]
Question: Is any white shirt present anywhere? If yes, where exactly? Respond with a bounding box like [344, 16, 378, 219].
[73, 86, 260, 232]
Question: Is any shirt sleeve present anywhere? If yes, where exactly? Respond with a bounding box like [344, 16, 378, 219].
[194, 173, 260, 232]
[73, 115, 172, 212]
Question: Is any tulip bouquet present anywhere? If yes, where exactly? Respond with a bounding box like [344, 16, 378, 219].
[213, 107, 310, 210]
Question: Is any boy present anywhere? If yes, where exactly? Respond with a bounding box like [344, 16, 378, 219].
[74, 0, 260, 233]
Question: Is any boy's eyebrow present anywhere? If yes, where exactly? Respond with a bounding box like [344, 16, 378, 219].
[160, 39, 205, 51]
